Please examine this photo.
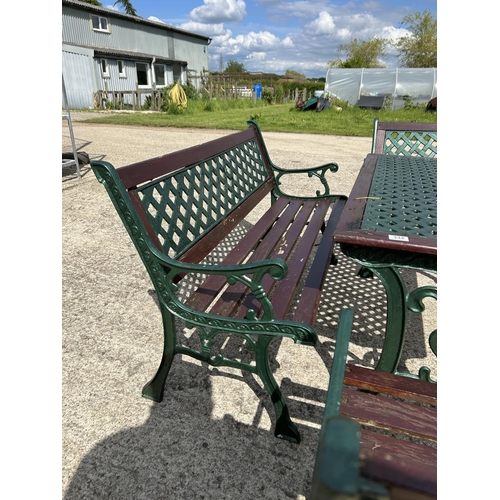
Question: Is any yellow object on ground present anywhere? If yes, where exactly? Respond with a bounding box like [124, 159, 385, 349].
[169, 81, 187, 109]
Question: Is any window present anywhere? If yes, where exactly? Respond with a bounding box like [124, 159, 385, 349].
[118, 60, 126, 78]
[154, 64, 166, 86]
[101, 59, 110, 77]
[136, 63, 149, 86]
[91, 15, 109, 32]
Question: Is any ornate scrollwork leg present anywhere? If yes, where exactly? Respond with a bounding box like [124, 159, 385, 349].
[255, 335, 301, 443]
[142, 304, 177, 402]
[407, 285, 437, 382]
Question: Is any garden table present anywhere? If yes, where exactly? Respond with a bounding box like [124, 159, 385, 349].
[334, 153, 437, 378]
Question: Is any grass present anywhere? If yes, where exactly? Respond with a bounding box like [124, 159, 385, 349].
[77, 99, 437, 137]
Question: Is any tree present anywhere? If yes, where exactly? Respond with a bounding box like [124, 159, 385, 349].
[284, 69, 306, 80]
[224, 60, 247, 73]
[113, 0, 137, 16]
[329, 38, 388, 68]
[394, 10, 437, 68]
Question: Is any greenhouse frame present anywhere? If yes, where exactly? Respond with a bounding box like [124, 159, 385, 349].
[324, 68, 437, 110]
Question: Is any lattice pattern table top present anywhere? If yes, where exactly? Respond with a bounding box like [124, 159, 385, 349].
[360, 155, 437, 238]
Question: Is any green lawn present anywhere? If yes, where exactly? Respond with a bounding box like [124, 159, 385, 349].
[77, 101, 437, 137]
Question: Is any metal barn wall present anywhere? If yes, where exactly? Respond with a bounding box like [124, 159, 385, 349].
[62, 45, 96, 109]
[172, 33, 209, 76]
[62, 4, 209, 76]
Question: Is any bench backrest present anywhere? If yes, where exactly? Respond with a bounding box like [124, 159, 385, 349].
[371, 118, 437, 157]
[91, 122, 276, 264]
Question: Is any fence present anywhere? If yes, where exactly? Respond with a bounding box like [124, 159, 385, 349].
[93, 71, 318, 110]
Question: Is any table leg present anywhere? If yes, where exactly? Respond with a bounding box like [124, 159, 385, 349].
[367, 266, 407, 373]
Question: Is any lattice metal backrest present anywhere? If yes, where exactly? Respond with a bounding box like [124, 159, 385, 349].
[383, 130, 437, 158]
[137, 138, 270, 258]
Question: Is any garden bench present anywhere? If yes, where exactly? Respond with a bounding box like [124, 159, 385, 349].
[91, 120, 347, 443]
[310, 309, 437, 499]
[371, 118, 437, 157]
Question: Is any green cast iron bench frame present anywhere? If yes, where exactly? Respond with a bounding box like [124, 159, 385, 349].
[371, 118, 437, 157]
[91, 120, 347, 444]
[310, 309, 437, 499]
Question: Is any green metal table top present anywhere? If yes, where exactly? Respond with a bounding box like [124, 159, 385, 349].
[361, 155, 437, 239]
[334, 153, 437, 271]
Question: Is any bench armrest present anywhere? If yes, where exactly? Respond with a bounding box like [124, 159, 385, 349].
[146, 244, 319, 346]
[247, 120, 346, 200]
[272, 163, 347, 200]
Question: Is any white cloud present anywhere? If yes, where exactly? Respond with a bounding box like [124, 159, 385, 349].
[190, 0, 247, 24]
[211, 30, 235, 46]
[304, 11, 335, 36]
[246, 52, 267, 60]
[181, 21, 228, 37]
[239, 31, 281, 50]
[200, 4, 423, 77]
[378, 25, 408, 43]
[148, 16, 166, 24]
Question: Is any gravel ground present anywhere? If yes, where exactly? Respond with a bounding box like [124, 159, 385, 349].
[62, 117, 437, 500]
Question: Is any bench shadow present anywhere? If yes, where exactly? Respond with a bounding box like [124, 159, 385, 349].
[63, 358, 321, 500]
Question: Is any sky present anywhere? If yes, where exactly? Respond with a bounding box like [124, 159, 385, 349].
[105, 0, 437, 78]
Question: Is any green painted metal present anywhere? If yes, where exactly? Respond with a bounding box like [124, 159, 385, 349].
[361, 155, 437, 239]
[249, 120, 346, 201]
[340, 154, 437, 379]
[311, 309, 390, 499]
[369, 266, 408, 373]
[382, 130, 437, 157]
[406, 285, 437, 382]
[371, 117, 437, 158]
[138, 137, 270, 258]
[90, 121, 347, 443]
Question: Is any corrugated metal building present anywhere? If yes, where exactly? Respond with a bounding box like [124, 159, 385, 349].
[62, 0, 211, 109]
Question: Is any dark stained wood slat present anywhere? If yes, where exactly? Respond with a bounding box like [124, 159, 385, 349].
[118, 127, 261, 188]
[293, 197, 346, 325]
[335, 154, 377, 236]
[215, 199, 318, 319]
[340, 387, 437, 442]
[184, 195, 294, 312]
[359, 429, 437, 497]
[389, 486, 435, 500]
[269, 199, 331, 320]
[343, 364, 437, 406]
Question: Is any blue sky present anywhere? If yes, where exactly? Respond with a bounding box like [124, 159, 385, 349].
[105, 0, 437, 78]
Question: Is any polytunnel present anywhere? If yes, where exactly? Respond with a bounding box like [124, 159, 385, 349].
[324, 68, 437, 110]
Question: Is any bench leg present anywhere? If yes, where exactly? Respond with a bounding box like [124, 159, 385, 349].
[255, 335, 301, 443]
[142, 305, 176, 402]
